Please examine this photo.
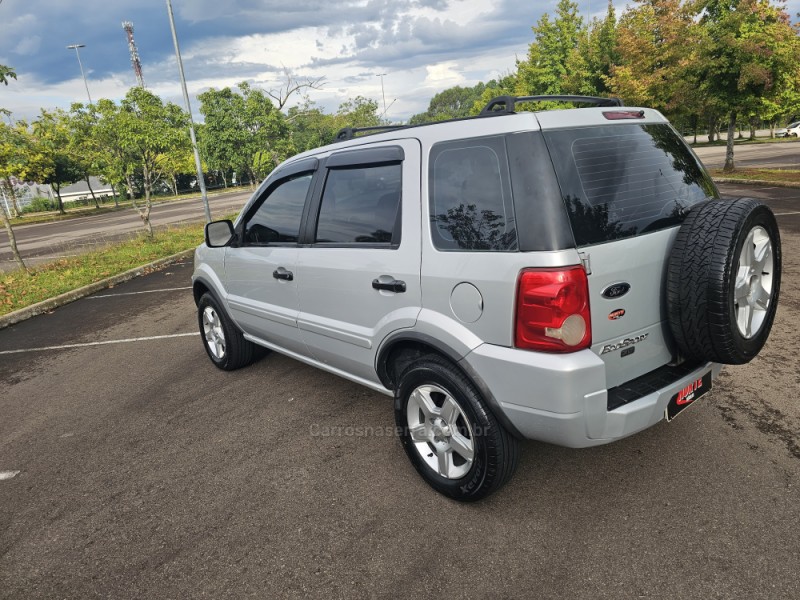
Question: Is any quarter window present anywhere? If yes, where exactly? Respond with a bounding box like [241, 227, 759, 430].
[243, 173, 313, 244]
[429, 137, 517, 251]
[315, 164, 402, 244]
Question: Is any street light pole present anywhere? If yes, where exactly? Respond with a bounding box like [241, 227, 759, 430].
[165, 0, 212, 223]
[376, 73, 387, 120]
[66, 44, 92, 104]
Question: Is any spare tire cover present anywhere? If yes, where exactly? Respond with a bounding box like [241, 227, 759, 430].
[667, 198, 781, 365]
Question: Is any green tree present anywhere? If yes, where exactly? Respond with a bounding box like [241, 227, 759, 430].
[334, 96, 382, 128]
[287, 96, 381, 149]
[93, 99, 137, 205]
[516, 0, 585, 97]
[66, 103, 104, 208]
[198, 82, 290, 186]
[570, 0, 619, 96]
[118, 87, 189, 235]
[470, 75, 518, 115]
[607, 0, 698, 112]
[696, 0, 800, 171]
[0, 64, 16, 86]
[287, 101, 340, 151]
[23, 110, 83, 214]
[0, 123, 27, 271]
[408, 83, 490, 124]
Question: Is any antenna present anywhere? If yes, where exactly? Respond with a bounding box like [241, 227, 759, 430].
[122, 21, 146, 88]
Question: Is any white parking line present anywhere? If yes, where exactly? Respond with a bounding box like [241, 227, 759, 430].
[87, 286, 191, 299]
[0, 333, 198, 355]
[774, 211, 800, 216]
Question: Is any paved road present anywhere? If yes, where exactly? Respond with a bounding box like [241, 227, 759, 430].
[0, 191, 252, 272]
[694, 138, 800, 170]
[1, 186, 799, 598]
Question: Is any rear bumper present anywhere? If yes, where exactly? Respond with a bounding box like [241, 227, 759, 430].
[462, 343, 721, 448]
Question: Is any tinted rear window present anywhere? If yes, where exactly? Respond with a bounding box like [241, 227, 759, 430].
[543, 124, 717, 246]
[429, 136, 517, 251]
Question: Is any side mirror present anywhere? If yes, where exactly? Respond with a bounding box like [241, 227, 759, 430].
[205, 220, 235, 248]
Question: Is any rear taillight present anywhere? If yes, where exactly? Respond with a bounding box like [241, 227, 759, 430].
[515, 267, 592, 352]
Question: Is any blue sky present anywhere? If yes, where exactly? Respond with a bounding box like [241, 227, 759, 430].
[1, 0, 798, 123]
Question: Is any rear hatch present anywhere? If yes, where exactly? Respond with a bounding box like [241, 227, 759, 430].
[538, 113, 718, 387]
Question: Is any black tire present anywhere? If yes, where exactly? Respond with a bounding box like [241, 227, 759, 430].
[197, 292, 257, 371]
[667, 198, 781, 364]
[394, 355, 519, 501]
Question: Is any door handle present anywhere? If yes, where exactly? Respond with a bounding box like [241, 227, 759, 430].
[372, 277, 406, 293]
[273, 267, 294, 281]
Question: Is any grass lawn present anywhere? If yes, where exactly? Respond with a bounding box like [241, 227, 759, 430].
[0, 222, 205, 317]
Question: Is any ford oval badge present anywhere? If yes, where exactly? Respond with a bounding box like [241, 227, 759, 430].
[601, 282, 631, 299]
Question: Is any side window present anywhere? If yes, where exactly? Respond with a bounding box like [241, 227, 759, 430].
[243, 173, 313, 245]
[315, 163, 402, 245]
[429, 137, 517, 251]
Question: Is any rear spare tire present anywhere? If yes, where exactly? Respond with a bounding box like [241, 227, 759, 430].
[667, 198, 781, 365]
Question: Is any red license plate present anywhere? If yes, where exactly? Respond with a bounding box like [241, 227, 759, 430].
[665, 371, 712, 421]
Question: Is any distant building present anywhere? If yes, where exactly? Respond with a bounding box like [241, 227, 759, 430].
[10, 176, 114, 209]
[58, 177, 114, 202]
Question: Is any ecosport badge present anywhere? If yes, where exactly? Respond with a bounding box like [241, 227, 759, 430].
[600, 333, 649, 355]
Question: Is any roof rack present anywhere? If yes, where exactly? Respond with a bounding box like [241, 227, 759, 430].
[332, 94, 626, 143]
[479, 95, 624, 116]
[335, 125, 408, 141]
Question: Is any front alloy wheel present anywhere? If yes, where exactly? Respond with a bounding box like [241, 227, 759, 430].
[197, 292, 257, 371]
[202, 305, 226, 360]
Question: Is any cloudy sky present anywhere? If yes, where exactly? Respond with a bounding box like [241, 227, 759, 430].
[1, 0, 798, 123]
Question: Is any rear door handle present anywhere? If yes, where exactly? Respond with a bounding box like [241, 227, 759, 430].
[273, 267, 294, 281]
[372, 277, 406, 293]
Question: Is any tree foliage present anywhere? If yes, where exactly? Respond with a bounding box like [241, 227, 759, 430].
[116, 87, 189, 235]
[695, 0, 800, 169]
[409, 83, 491, 124]
[198, 82, 292, 186]
[0, 64, 16, 86]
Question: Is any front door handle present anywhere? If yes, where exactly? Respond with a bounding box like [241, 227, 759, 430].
[372, 277, 406, 293]
[273, 267, 294, 281]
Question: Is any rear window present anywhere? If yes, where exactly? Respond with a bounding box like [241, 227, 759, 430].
[543, 124, 717, 247]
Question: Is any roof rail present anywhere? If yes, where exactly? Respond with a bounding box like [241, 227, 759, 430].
[335, 125, 408, 141]
[479, 95, 624, 116]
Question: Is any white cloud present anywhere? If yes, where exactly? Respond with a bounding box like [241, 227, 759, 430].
[424, 62, 466, 87]
[15, 35, 41, 56]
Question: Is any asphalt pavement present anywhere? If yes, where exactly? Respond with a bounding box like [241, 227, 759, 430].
[1, 185, 799, 598]
[693, 138, 800, 170]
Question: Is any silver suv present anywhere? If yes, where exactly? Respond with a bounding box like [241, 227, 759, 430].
[193, 95, 782, 501]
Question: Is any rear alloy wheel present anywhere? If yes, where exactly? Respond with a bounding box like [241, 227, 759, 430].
[667, 199, 781, 364]
[197, 292, 257, 371]
[394, 355, 518, 501]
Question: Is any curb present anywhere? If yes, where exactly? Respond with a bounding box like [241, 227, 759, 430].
[712, 177, 800, 189]
[0, 249, 194, 330]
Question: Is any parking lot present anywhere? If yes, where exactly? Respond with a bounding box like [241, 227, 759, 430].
[1, 185, 799, 598]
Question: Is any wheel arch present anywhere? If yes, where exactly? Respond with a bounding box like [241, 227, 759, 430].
[192, 266, 226, 307]
[376, 332, 524, 439]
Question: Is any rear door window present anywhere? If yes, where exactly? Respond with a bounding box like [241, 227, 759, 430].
[429, 136, 517, 251]
[543, 124, 717, 246]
